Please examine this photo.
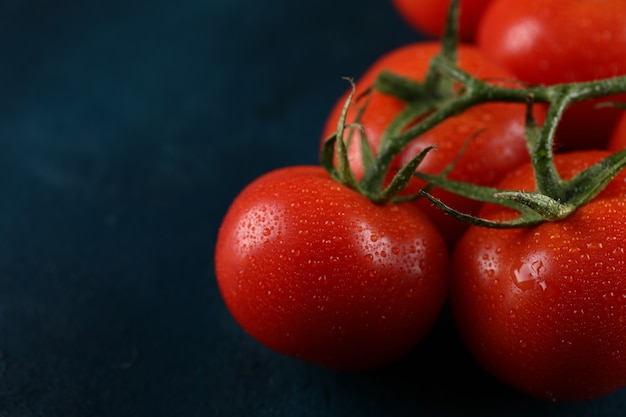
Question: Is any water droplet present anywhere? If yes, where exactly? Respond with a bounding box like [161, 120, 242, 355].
[364, 254, 374, 262]
[513, 253, 550, 292]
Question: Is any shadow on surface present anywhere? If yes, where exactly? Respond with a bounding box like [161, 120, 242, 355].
[341, 303, 554, 416]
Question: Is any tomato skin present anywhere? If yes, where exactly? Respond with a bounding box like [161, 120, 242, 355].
[390, 0, 494, 42]
[608, 112, 626, 151]
[476, 0, 626, 150]
[215, 166, 449, 370]
[452, 151, 626, 402]
[322, 42, 544, 247]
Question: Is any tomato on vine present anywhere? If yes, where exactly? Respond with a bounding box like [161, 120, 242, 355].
[451, 151, 626, 402]
[321, 41, 545, 246]
[476, 0, 626, 150]
[214, 0, 626, 393]
[215, 166, 449, 370]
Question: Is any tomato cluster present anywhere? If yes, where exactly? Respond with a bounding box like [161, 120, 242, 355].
[215, 0, 626, 403]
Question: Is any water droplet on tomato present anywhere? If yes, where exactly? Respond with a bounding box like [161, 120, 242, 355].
[364, 254, 374, 262]
[513, 252, 551, 294]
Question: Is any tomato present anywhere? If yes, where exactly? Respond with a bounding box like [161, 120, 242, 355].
[215, 166, 449, 370]
[476, 0, 626, 151]
[322, 42, 544, 247]
[451, 150, 626, 402]
[608, 111, 626, 151]
[390, 0, 494, 42]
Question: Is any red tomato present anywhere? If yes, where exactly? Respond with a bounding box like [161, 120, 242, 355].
[608, 112, 626, 151]
[215, 166, 449, 370]
[391, 0, 494, 42]
[452, 151, 626, 402]
[322, 42, 544, 247]
[476, 0, 626, 150]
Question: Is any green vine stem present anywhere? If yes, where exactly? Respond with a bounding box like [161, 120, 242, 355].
[364, 61, 626, 193]
[322, 0, 626, 227]
[411, 64, 626, 227]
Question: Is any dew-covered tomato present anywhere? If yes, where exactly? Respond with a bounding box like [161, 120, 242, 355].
[452, 151, 626, 402]
[390, 0, 493, 42]
[322, 42, 544, 246]
[476, 0, 626, 150]
[215, 166, 449, 370]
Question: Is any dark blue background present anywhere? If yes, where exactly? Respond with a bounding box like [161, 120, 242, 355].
[2, 0, 625, 415]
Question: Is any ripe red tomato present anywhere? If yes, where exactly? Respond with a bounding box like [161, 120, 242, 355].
[476, 0, 626, 150]
[390, 0, 494, 42]
[215, 166, 449, 370]
[322, 41, 544, 246]
[608, 112, 626, 151]
[452, 150, 626, 402]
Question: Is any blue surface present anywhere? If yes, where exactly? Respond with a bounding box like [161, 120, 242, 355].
[1, 0, 626, 415]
